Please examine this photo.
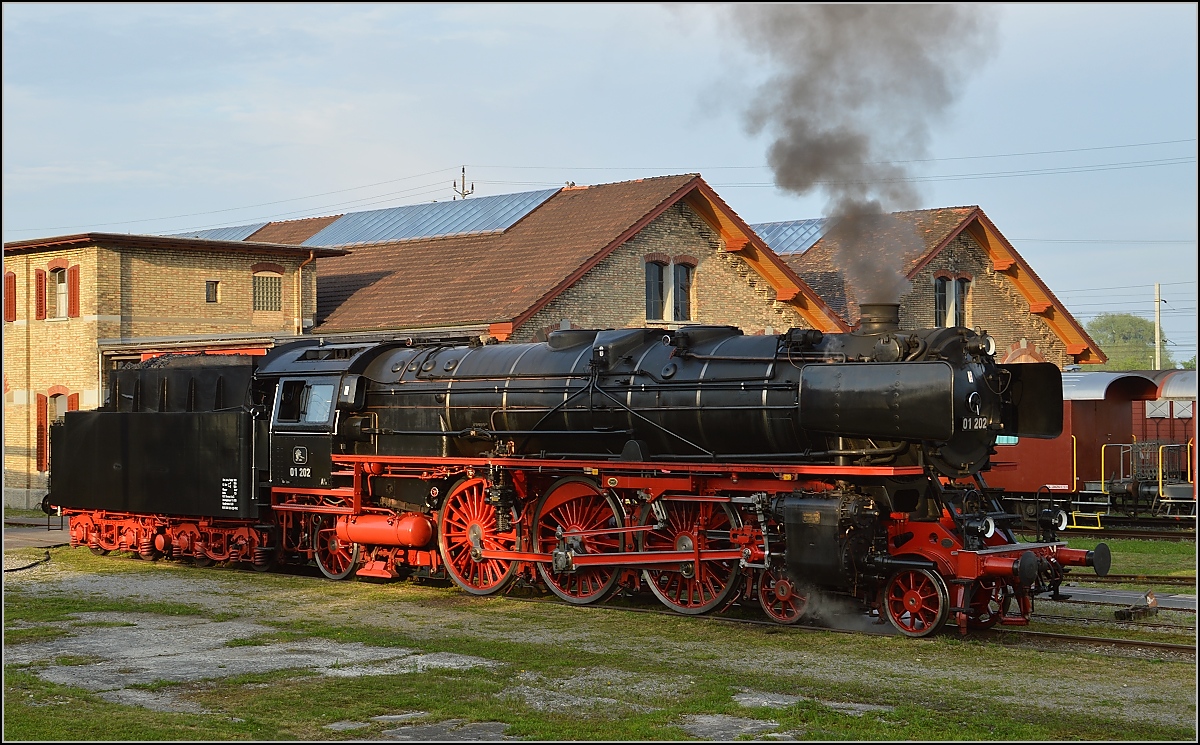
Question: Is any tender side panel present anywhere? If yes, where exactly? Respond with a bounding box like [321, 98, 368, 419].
[51, 410, 256, 519]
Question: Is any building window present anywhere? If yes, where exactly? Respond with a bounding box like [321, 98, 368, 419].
[645, 261, 666, 321]
[935, 275, 971, 327]
[646, 255, 696, 324]
[955, 277, 970, 327]
[48, 268, 68, 318]
[49, 393, 68, 424]
[36, 389, 77, 472]
[206, 280, 220, 303]
[253, 273, 282, 311]
[673, 263, 693, 322]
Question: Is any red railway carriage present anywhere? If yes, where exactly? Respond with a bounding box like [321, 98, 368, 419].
[47, 304, 1110, 638]
[985, 369, 1196, 522]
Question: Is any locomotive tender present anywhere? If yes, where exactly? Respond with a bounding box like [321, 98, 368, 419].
[48, 303, 1110, 637]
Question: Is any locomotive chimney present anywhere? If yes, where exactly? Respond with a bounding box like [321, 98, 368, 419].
[858, 303, 900, 334]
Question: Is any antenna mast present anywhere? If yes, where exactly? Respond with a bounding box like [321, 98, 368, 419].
[452, 166, 475, 200]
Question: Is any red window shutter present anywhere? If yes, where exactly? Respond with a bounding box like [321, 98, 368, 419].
[67, 265, 81, 318]
[3, 271, 15, 322]
[35, 270, 46, 321]
[68, 393, 79, 411]
[36, 394, 48, 472]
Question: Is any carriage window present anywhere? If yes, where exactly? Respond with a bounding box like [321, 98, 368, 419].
[275, 380, 335, 425]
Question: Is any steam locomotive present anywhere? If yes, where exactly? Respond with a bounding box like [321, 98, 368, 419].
[48, 303, 1110, 637]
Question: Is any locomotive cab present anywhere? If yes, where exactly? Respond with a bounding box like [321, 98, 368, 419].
[270, 376, 339, 488]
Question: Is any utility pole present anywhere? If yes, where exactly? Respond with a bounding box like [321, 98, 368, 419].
[1154, 282, 1162, 370]
[452, 166, 474, 200]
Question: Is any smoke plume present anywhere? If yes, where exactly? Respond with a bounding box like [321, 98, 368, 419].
[730, 5, 997, 304]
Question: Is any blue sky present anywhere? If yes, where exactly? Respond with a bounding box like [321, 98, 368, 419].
[3, 3, 1196, 361]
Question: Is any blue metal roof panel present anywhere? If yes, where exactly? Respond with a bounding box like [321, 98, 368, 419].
[301, 188, 560, 247]
[164, 223, 269, 242]
[750, 218, 830, 255]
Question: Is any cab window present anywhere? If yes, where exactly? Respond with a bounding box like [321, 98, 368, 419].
[275, 380, 336, 426]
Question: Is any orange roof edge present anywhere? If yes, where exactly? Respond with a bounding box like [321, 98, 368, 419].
[958, 210, 1106, 365]
[686, 180, 850, 333]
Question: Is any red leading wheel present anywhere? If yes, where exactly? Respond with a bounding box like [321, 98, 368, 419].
[534, 477, 624, 605]
[438, 477, 520, 595]
[638, 499, 741, 615]
[758, 568, 807, 624]
[884, 568, 949, 637]
[967, 577, 1011, 629]
[312, 515, 360, 580]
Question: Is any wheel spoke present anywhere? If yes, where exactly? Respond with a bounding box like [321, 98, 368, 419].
[438, 477, 518, 596]
[534, 478, 623, 605]
[641, 500, 740, 615]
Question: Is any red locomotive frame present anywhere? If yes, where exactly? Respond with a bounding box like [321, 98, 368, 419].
[66, 452, 1100, 637]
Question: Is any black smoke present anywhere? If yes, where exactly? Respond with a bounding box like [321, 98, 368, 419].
[730, 5, 997, 303]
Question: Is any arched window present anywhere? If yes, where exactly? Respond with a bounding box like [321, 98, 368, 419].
[645, 260, 666, 321]
[251, 262, 285, 312]
[673, 263, 693, 322]
[48, 268, 68, 318]
[645, 254, 696, 323]
[36, 389, 77, 471]
[253, 272, 282, 311]
[934, 275, 971, 327]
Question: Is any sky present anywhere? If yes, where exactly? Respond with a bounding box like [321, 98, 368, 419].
[3, 3, 1196, 363]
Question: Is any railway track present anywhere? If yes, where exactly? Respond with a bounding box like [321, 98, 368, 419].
[495, 590, 1197, 656]
[1076, 573, 1197, 587]
[1015, 528, 1195, 542]
[1031, 613, 1196, 632]
[990, 628, 1195, 655]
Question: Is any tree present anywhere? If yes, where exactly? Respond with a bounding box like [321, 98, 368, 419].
[1183, 356, 1196, 370]
[1085, 312, 1177, 370]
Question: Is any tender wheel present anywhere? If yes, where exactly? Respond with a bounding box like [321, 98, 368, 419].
[89, 547, 111, 556]
[438, 477, 520, 596]
[312, 515, 360, 580]
[967, 577, 1011, 629]
[192, 554, 214, 568]
[638, 499, 741, 615]
[534, 477, 624, 605]
[884, 567, 950, 637]
[758, 568, 807, 624]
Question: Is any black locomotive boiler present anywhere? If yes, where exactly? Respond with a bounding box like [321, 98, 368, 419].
[48, 303, 1111, 637]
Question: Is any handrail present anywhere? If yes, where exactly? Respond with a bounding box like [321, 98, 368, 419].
[1159, 444, 1167, 501]
[1071, 435, 1078, 492]
[1189, 438, 1194, 485]
[1099, 443, 1130, 490]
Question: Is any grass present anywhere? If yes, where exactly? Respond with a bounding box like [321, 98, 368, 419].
[1063, 537, 1197, 582]
[3, 540, 1197, 741]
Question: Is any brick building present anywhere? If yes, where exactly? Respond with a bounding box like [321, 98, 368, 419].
[4, 177, 1109, 509]
[148, 174, 848, 341]
[753, 207, 1106, 368]
[2, 233, 345, 508]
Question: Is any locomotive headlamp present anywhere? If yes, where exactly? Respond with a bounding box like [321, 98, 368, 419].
[1038, 508, 1069, 532]
[964, 516, 996, 539]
